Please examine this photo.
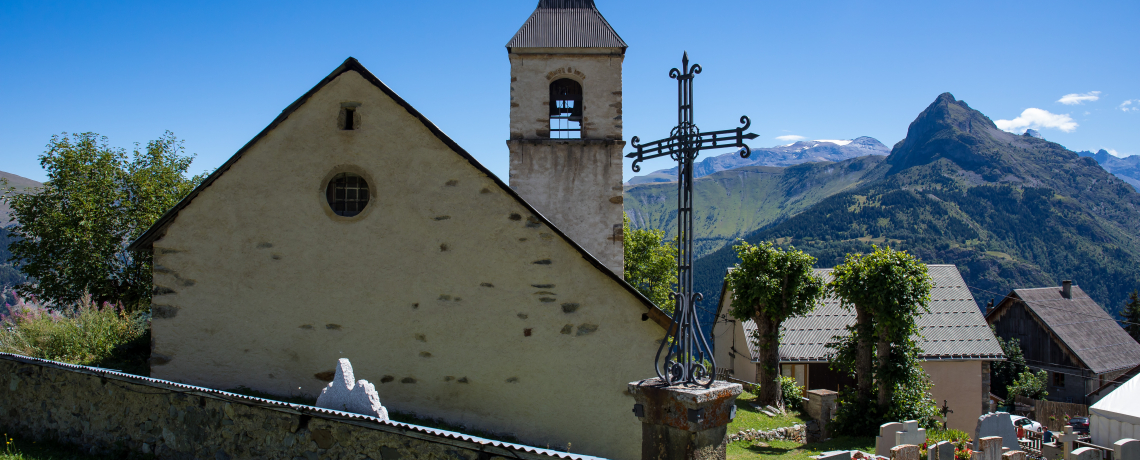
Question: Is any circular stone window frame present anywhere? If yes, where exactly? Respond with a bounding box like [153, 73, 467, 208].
[319, 165, 377, 222]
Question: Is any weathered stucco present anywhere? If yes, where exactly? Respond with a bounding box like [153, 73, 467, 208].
[147, 68, 662, 460]
[507, 50, 625, 276]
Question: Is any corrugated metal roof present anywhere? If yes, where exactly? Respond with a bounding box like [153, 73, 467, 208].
[1001, 286, 1140, 375]
[730, 265, 1004, 362]
[0, 353, 607, 460]
[507, 0, 627, 50]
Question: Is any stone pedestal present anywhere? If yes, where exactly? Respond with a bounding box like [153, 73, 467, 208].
[628, 378, 743, 460]
[806, 389, 837, 441]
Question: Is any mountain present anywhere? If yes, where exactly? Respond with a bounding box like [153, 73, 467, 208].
[624, 155, 885, 258]
[625, 136, 890, 185]
[1, 171, 42, 227]
[694, 93, 1140, 326]
[0, 171, 40, 296]
[1078, 149, 1140, 191]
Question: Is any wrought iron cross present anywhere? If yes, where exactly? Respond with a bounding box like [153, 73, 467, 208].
[627, 52, 757, 387]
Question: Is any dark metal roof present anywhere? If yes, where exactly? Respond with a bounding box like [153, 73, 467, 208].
[1, 353, 605, 460]
[728, 265, 1005, 363]
[506, 0, 626, 50]
[125, 57, 672, 332]
[988, 286, 1140, 375]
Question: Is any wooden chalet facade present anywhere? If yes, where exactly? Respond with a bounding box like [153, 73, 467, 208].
[986, 282, 1140, 405]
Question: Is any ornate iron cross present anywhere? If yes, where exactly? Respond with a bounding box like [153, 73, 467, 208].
[627, 52, 757, 387]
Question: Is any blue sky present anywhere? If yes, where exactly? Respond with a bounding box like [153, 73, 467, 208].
[1, 0, 1137, 184]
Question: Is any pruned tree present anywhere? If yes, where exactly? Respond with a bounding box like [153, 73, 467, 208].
[623, 213, 678, 312]
[726, 241, 824, 406]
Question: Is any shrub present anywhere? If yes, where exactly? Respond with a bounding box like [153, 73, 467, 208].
[780, 375, 806, 411]
[0, 291, 149, 372]
[928, 428, 972, 444]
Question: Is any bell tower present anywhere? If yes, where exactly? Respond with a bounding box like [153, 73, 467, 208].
[506, 0, 626, 276]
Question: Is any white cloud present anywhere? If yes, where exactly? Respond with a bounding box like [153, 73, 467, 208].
[1107, 149, 1122, 157]
[1121, 100, 1139, 112]
[775, 135, 805, 142]
[1058, 91, 1100, 105]
[995, 108, 1078, 133]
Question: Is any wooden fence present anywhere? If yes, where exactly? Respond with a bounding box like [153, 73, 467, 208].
[1015, 396, 1089, 431]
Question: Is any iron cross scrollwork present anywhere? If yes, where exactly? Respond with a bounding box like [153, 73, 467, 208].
[627, 52, 758, 387]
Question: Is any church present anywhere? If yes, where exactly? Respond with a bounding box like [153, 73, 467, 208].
[128, 2, 666, 459]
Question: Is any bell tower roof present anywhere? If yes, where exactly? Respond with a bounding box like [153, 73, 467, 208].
[506, 0, 627, 51]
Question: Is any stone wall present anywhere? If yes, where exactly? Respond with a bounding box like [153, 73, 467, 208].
[727, 424, 806, 444]
[0, 354, 602, 460]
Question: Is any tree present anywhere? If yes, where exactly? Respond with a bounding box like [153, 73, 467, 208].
[1, 132, 203, 309]
[990, 331, 1028, 399]
[726, 241, 824, 406]
[1123, 290, 1140, 343]
[1007, 369, 1048, 400]
[623, 213, 678, 312]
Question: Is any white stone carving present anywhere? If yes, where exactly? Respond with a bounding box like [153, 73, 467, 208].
[315, 358, 389, 420]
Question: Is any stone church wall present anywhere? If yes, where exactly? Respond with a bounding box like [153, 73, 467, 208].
[0, 353, 599, 460]
[146, 69, 662, 460]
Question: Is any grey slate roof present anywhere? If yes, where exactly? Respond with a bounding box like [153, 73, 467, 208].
[506, 0, 627, 50]
[730, 265, 1004, 363]
[990, 286, 1140, 375]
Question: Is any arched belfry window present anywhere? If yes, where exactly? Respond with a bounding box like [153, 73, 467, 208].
[549, 79, 582, 139]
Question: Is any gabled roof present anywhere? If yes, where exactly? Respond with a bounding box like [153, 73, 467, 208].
[987, 286, 1140, 375]
[721, 264, 1005, 363]
[127, 57, 670, 330]
[506, 0, 627, 51]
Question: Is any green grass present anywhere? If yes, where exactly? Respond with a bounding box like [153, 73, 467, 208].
[728, 436, 874, 460]
[728, 389, 813, 433]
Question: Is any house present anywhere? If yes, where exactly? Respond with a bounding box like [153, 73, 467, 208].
[127, 2, 668, 459]
[985, 282, 1140, 405]
[712, 264, 1005, 431]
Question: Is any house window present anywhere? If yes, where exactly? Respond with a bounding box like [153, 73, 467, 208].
[1052, 371, 1065, 387]
[326, 173, 369, 217]
[339, 102, 361, 130]
[549, 79, 582, 139]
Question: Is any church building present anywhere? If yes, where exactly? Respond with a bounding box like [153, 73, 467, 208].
[129, 2, 665, 459]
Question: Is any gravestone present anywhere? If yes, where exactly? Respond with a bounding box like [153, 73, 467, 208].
[977, 436, 1004, 460]
[315, 358, 389, 420]
[892, 444, 920, 460]
[1001, 451, 1027, 460]
[975, 412, 1018, 451]
[877, 422, 905, 458]
[1115, 439, 1139, 460]
[928, 440, 956, 460]
[813, 451, 852, 460]
[1054, 426, 1081, 460]
[1070, 448, 1099, 460]
[896, 420, 927, 447]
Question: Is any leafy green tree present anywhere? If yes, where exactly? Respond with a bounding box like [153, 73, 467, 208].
[623, 213, 678, 312]
[1, 132, 203, 309]
[1123, 290, 1140, 343]
[990, 331, 1028, 399]
[726, 241, 824, 406]
[1008, 369, 1048, 400]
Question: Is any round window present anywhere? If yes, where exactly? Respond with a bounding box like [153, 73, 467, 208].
[326, 172, 370, 217]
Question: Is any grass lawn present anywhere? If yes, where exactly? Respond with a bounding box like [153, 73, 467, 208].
[728, 436, 875, 460]
[728, 389, 813, 433]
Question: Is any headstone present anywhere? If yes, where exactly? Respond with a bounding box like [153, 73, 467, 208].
[975, 412, 1019, 451]
[929, 441, 955, 460]
[877, 422, 905, 458]
[1115, 439, 1139, 460]
[1070, 448, 1099, 460]
[892, 444, 920, 460]
[814, 451, 852, 460]
[896, 420, 927, 447]
[979, 436, 1004, 460]
[315, 358, 389, 420]
[1001, 451, 1027, 460]
[1054, 426, 1080, 460]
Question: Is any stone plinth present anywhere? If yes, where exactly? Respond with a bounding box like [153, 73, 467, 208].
[806, 389, 837, 441]
[977, 436, 1004, 460]
[629, 378, 743, 460]
[1001, 451, 1027, 460]
[891, 444, 920, 460]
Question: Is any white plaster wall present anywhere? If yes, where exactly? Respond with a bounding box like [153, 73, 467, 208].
[922, 360, 984, 432]
[149, 70, 662, 460]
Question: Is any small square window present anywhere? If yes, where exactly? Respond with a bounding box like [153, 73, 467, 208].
[1052, 371, 1065, 387]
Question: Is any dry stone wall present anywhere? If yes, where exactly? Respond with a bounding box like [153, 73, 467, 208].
[0, 354, 599, 460]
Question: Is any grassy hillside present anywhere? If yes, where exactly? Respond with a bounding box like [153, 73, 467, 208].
[624, 155, 885, 259]
[694, 93, 1140, 320]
